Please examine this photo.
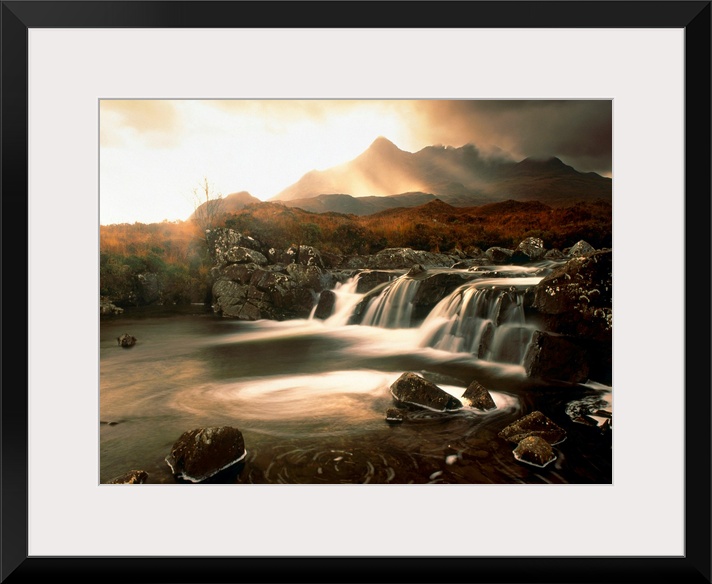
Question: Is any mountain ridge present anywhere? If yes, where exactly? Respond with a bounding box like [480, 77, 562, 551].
[269, 136, 611, 213]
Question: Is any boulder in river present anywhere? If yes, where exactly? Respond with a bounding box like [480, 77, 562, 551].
[385, 408, 405, 424]
[390, 372, 463, 412]
[165, 426, 246, 483]
[498, 411, 567, 445]
[462, 380, 496, 411]
[523, 330, 591, 384]
[512, 436, 557, 468]
[511, 237, 546, 264]
[485, 246, 514, 264]
[117, 333, 137, 348]
[313, 290, 337, 320]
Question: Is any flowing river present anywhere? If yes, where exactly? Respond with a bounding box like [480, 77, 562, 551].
[100, 263, 612, 485]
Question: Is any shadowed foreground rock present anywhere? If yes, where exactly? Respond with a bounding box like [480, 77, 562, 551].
[462, 380, 496, 410]
[498, 411, 567, 445]
[106, 469, 148, 484]
[513, 436, 557, 468]
[390, 372, 463, 412]
[165, 426, 246, 483]
[523, 331, 590, 384]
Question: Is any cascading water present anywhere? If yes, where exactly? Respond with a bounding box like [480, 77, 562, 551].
[317, 269, 542, 366]
[317, 275, 364, 327]
[359, 276, 422, 328]
[418, 279, 539, 365]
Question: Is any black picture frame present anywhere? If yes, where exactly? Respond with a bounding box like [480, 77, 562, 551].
[2, 2, 710, 582]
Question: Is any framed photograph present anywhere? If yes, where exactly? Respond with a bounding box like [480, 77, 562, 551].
[5, 1, 710, 582]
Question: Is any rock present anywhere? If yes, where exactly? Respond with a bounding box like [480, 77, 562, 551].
[565, 395, 612, 421]
[355, 271, 395, 293]
[512, 436, 556, 468]
[165, 426, 246, 483]
[212, 267, 316, 321]
[544, 248, 566, 260]
[476, 321, 495, 358]
[369, 248, 454, 269]
[319, 251, 344, 269]
[282, 245, 324, 268]
[223, 246, 268, 266]
[523, 330, 591, 384]
[462, 380, 496, 410]
[406, 264, 426, 277]
[447, 247, 467, 260]
[286, 263, 325, 291]
[511, 237, 546, 264]
[100, 297, 124, 315]
[222, 262, 259, 285]
[451, 258, 490, 269]
[532, 249, 612, 343]
[313, 290, 337, 320]
[117, 333, 137, 347]
[485, 247, 514, 264]
[390, 372, 463, 412]
[385, 408, 405, 424]
[409, 272, 474, 321]
[106, 469, 148, 484]
[499, 411, 567, 445]
[207, 228, 266, 262]
[568, 240, 596, 257]
[463, 246, 486, 259]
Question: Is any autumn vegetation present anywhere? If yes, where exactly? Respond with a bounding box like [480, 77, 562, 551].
[100, 198, 612, 307]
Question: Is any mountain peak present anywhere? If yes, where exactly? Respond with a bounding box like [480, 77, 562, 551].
[369, 136, 400, 152]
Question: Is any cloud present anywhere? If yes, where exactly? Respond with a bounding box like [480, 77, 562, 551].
[411, 100, 612, 175]
[100, 100, 181, 148]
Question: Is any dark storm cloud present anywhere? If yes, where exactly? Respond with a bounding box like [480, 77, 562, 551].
[413, 100, 612, 175]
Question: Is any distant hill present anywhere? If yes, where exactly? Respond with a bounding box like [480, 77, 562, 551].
[280, 192, 439, 215]
[271, 136, 611, 212]
[190, 190, 261, 221]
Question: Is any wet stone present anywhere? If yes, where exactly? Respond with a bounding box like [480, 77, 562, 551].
[165, 426, 246, 483]
[385, 408, 405, 424]
[390, 372, 463, 412]
[462, 380, 496, 411]
[498, 411, 567, 445]
[513, 436, 556, 468]
[313, 290, 337, 320]
[117, 333, 137, 348]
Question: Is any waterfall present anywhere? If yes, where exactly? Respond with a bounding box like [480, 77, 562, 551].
[321, 275, 367, 327]
[359, 275, 422, 329]
[418, 281, 536, 365]
[316, 269, 541, 366]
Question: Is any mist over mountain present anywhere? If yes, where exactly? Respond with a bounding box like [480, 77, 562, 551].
[270, 137, 611, 214]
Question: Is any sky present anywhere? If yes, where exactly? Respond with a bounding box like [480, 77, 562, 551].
[100, 99, 612, 225]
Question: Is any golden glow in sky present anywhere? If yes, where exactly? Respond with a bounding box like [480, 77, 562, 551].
[100, 100, 422, 225]
[100, 99, 612, 225]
